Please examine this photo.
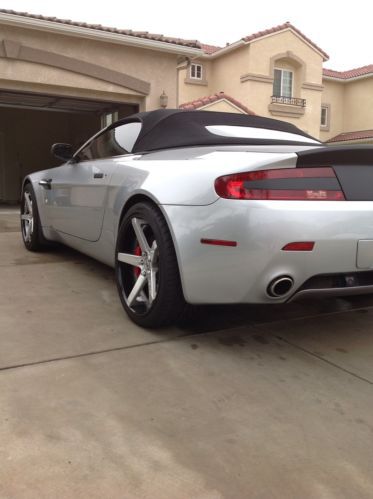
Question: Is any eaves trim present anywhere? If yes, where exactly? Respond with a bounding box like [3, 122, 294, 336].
[0, 12, 203, 57]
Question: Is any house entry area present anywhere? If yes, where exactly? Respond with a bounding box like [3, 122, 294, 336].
[0, 90, 138, 203]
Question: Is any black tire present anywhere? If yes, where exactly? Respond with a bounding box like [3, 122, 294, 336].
[20, 183, 47, 251]
[115, 202, 185, 328]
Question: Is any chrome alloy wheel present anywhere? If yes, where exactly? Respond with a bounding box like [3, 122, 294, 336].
[117, 217, 159, 313]
[21, 191, 34, 243]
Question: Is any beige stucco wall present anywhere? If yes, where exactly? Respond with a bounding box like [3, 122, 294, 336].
[320, 77, 373, 142]
[343, 78, 373, 132]
[0, 24, 180, 110]
[224, 32, 324, 137]
[178, 59, 213, 106]
[210, 45, 250, 97]
[319, 80, 345, 141]
[247, 31, 323, 84]
[179, 29, 325, 137]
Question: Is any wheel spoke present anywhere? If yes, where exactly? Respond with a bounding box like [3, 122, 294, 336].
[149, 268, 158, 304]
[24, 193, 32, 213]
[132, 218, 150, 253]
[150, 240, 158, 264]
[117, 252, 142, 267]
[25, 222, 32, 241]
[127, 274, 147, 307]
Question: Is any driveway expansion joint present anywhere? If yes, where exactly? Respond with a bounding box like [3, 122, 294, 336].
[274, 334, 373, 386]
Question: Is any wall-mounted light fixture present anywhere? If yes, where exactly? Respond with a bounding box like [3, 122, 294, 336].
[159, 90, 168, 108]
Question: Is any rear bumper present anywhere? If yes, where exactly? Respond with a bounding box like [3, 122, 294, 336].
[162, 199, 373, 304]
[288, 270, 373, 301]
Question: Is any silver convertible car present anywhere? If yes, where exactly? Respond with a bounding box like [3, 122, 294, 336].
[21, 109, 373, 327]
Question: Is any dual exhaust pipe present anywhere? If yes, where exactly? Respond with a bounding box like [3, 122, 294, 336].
[267, 276, 294, 298]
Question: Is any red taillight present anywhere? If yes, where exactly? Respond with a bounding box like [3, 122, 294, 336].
[215, 167, 345, 201]
[282, 242, 315, 251]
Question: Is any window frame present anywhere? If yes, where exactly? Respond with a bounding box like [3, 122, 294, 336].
[101, 110, 119, 128]
[273, 68, 294, 98]
[190, 63, 203, 80]
[74, 120, 142, 163]
[320, 105, 329, 128]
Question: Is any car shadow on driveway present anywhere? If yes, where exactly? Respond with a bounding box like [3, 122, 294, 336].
[176, 293, 373, 335]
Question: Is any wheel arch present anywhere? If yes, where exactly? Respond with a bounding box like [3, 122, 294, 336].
[21, 176, 32, 196]
[118, 193, 160, 229]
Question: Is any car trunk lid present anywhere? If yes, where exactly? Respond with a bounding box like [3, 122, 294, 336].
[296, 145, 373, 200]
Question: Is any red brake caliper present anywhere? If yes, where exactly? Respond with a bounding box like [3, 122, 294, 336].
[134, 245, 142, 278]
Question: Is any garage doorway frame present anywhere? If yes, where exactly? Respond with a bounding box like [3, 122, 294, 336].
[0, 132, 4, 202]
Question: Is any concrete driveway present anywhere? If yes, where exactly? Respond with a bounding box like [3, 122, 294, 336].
[1, 208, 373, 498]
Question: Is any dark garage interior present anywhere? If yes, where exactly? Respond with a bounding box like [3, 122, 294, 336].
[0, 90, 138, 203]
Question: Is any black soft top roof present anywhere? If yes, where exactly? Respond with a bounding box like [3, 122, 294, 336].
[115, 109, 318, 153]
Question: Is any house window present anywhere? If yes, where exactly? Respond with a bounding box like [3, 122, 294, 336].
[321, 106, 328, 127]
[273, 68, 293, 97]
[190, 63, 203, 80]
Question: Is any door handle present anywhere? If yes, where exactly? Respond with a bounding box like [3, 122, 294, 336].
[39, 178, 52, 189]
[93, 172, 104, 179]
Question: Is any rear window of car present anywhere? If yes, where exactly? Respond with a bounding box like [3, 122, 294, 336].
[205, 125, 320, 144]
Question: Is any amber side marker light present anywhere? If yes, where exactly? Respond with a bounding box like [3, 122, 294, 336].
[201, 238, 237, 247]
[282, 242, 315, 251]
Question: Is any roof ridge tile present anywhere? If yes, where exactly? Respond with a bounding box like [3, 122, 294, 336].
[327, 129, 373, 143]
[241, 22, 328, 60]
[323, 64, 373, 79]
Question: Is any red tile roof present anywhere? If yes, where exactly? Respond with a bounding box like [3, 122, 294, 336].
[323, 65, 373, 80]
[179, 92, 255, 114]
[327, 130, 373, 143]
[242, 22, 329, 61]
[0, 9, 201, 48]
[201, 43, 222, 55]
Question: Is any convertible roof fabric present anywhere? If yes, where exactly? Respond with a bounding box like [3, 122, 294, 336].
[116, 109, 318, 153]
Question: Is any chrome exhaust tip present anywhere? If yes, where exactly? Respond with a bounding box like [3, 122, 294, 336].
[267, 276, 294, 298]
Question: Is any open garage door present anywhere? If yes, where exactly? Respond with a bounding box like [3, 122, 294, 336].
[0, 90, 139, 202]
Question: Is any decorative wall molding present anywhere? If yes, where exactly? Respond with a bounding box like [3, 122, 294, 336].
[302, 82, 324, 91]
[240, 72, 274, 84]
[268, 102, 305, 117]
[269, 50, 306, 82]
[0, 39, 150, 95]
[184, 78, 208, 86]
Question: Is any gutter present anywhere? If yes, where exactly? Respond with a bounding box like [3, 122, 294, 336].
[0, 12, 204, 57]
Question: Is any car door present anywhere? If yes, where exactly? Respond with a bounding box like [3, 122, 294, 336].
[42, 121, 142, 242]
[43, 160, 113, 241]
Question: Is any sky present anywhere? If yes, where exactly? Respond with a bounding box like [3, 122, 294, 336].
[0, 0, 371, 70]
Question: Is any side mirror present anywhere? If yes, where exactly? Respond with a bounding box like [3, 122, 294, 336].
[51, 143, 74, 162]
